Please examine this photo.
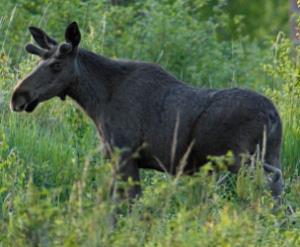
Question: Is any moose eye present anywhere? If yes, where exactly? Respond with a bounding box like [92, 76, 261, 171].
[50, 62, 62, 72]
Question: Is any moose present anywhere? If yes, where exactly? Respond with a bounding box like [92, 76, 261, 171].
[11, 22, 283, 204]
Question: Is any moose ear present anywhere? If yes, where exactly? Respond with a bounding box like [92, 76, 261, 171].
[28, 26, 58, 49]
[25, 43, 47, 57]
[65, 22, 81, 49]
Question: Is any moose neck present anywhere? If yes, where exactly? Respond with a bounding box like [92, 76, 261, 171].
[67, 48, 129, 121]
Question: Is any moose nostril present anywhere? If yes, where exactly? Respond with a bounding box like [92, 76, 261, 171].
[11, 91, 31, 112]
[11, 95, 27, 112]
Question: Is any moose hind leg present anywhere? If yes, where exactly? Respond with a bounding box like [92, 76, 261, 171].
[263, 163, 283, 203]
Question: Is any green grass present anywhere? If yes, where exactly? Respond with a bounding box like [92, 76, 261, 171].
[1, 1, 300, 246]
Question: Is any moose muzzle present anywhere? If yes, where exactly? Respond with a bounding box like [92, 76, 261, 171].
[10, 89, 39, 112]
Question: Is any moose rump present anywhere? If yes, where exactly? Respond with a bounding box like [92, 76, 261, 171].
[137, 85, 282, 182]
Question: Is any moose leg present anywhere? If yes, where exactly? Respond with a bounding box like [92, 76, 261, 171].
[109, 154, 141, 226]
[263, 163, 283, 204]
[111, 153, 141, 204]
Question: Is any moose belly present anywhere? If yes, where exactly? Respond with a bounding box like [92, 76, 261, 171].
[138, 120, 197, 174]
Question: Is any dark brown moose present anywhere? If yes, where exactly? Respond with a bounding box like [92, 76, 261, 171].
[11, 22, 283, 204]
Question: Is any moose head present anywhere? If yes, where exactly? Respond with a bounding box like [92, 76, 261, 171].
[10, 22, 81, 112]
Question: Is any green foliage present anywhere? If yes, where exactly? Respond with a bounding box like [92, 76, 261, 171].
[0, 0, 299, 246]
[224, 0, 288, 39]
[263, 34, 300, 176]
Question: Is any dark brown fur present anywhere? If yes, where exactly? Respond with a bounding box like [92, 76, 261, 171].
[11, 22, 283, 202]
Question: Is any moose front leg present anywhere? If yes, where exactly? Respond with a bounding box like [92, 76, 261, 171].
[108, 154, 141, 227]
[111, 153, 141, 205]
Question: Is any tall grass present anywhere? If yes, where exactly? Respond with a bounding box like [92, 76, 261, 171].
[0, 1, 300, 246]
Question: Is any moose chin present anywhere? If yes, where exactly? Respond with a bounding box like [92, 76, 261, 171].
[11, 22, 283, 206]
